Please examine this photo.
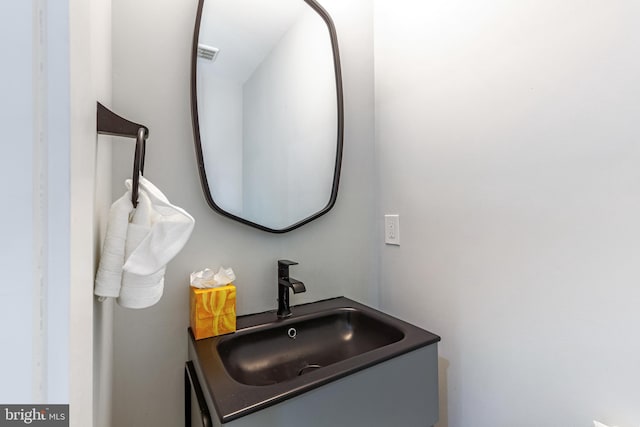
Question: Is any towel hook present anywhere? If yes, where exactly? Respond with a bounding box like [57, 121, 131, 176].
[131, 127, 147, 207]
[96, 102, 149, 207]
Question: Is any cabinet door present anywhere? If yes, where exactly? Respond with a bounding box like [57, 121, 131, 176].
[185, 361, 212, 427]
[189, 386, 205, 427]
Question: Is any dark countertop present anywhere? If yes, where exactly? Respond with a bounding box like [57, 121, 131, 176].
[188, 296, 440, 424]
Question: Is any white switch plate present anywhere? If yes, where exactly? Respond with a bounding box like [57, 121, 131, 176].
[384, 214, 400, 245]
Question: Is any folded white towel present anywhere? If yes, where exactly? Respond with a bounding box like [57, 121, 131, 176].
[94, 176, 195, 309]
[94, 193, 133, 299]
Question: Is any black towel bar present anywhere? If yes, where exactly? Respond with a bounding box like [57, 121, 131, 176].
[96, 102, 149, 208]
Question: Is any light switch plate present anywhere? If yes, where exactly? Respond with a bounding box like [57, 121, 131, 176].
[384, 214, 400, 245]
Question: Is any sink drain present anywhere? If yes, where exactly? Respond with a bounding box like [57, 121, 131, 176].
[297, 364, 323, 376]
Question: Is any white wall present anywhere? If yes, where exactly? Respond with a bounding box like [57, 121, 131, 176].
[0, 0, 39, 403]
[69, 0, 113, 425]
[0, 3, 112, 425]
[243, 9, 337, 228]
[375, 1, 640, 426]
[0, 0, 71, 405]
[110, 0, 375, 425]
[89, 1, 114, 425]
[46, 0, 72, 405]
[196, 73, 244, 215]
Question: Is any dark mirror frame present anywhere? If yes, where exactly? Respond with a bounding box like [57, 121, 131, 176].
[190, 0, 344, 233]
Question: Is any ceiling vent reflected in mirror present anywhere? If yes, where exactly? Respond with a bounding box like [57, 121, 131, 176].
[197, 44, 219, 61]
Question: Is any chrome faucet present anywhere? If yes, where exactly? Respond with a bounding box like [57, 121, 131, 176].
[277, 260, 306, 318]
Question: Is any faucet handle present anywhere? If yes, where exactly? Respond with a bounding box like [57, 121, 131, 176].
[278, 260, 298, 279]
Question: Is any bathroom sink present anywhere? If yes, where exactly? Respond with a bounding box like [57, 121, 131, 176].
[218, 308, 405, 386]
[188, 297, 440, 423]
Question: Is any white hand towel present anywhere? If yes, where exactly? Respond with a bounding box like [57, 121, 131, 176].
[94, 176, 195, 309]
[123, 177, 195, 276]
[94, 192, 134, 298]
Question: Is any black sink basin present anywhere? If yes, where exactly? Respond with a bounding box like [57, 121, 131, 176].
[218, 308, 405, 386]
[188, 297, 440, 423]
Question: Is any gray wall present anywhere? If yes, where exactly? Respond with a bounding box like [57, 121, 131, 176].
[375, 1, 640, 426]
[111, 0, 375, 425]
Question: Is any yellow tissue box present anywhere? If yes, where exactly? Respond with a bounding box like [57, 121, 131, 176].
[190, 284, 236, 340]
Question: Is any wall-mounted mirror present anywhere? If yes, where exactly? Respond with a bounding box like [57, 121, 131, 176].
[191, 0, 343, 233]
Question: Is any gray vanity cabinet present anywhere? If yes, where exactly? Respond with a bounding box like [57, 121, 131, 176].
[186, 343, 439, 427]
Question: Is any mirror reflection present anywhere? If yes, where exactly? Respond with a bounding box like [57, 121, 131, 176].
[193, 0, 343, 232]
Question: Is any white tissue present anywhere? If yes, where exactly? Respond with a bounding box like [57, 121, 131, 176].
[213, 266, 235, 286]
[594, 421, 618, 427]
[191, 267, 236, 288]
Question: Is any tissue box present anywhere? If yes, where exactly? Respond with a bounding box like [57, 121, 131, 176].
[190, 285, 236, 340]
